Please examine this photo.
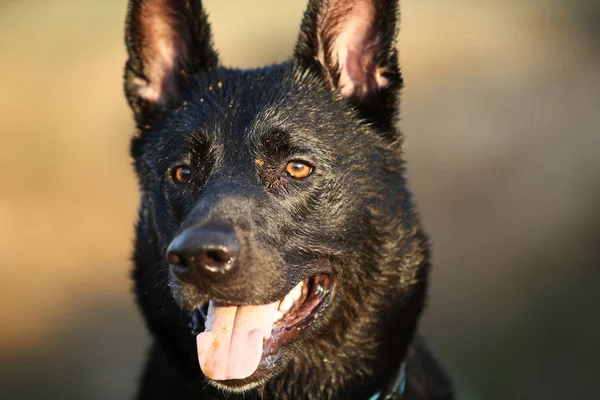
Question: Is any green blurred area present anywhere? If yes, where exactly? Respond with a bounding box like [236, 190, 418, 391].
[0, 1, 599, 399]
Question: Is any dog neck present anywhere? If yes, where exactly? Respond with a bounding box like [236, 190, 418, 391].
[367, 362, 406, 400]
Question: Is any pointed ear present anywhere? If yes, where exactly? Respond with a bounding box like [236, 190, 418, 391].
[294, 0, 402, 106]
[125, 0, 218, 120]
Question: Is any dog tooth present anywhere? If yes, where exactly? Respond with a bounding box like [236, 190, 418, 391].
[274, 311, 284, 322]
[290, 287, 302, 301]
[279, 294, 295, 313]
[289, 281, 303, 299]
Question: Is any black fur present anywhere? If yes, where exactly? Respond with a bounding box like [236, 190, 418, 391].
[124, 0, 454, 399]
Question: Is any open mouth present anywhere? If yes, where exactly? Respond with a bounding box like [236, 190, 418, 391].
[188, 273, 334, 382]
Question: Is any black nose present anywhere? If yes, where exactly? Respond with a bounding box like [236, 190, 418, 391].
[166, 227, 239, 278]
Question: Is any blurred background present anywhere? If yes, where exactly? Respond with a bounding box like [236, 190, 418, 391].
[0, 0, 598, 399]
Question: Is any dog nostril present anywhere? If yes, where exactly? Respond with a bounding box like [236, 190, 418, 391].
[201, 248, 233, 273]
[167, 251, 185, 268]
[206, 249, 228, 263]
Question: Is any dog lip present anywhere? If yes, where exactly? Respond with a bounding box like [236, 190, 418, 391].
[188, 273, 335, 334]
[273, 274, 333, 333]
[262, 273, 334, 356]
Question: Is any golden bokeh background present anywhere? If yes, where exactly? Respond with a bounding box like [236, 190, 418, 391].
[1, 1, 599, 399]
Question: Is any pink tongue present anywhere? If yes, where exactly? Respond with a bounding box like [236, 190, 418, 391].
[196, 301, 279, 380]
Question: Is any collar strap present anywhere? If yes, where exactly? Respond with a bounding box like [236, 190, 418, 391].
[368, 362, 406, 400]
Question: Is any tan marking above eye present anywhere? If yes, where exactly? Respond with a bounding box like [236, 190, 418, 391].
[285, 161, 313, 179]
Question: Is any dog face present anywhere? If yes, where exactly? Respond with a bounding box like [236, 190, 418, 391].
[126, 0, 428, 395]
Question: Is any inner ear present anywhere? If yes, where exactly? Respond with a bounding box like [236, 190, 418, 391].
[134, 1, 186, 103]
[295, 0, 401, 104]
[125, 0, 218, 116]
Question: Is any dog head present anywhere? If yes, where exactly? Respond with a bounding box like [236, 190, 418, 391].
[126, 0, 428, 395]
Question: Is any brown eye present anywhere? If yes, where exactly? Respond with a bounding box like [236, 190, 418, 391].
[285, 161, 313, 179]
[172, 166, 192, 184]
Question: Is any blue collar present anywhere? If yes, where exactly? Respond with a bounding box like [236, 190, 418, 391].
[368, 362, 406, 400]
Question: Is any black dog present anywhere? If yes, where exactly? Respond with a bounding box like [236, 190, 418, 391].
[124, 0, 454, 399]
